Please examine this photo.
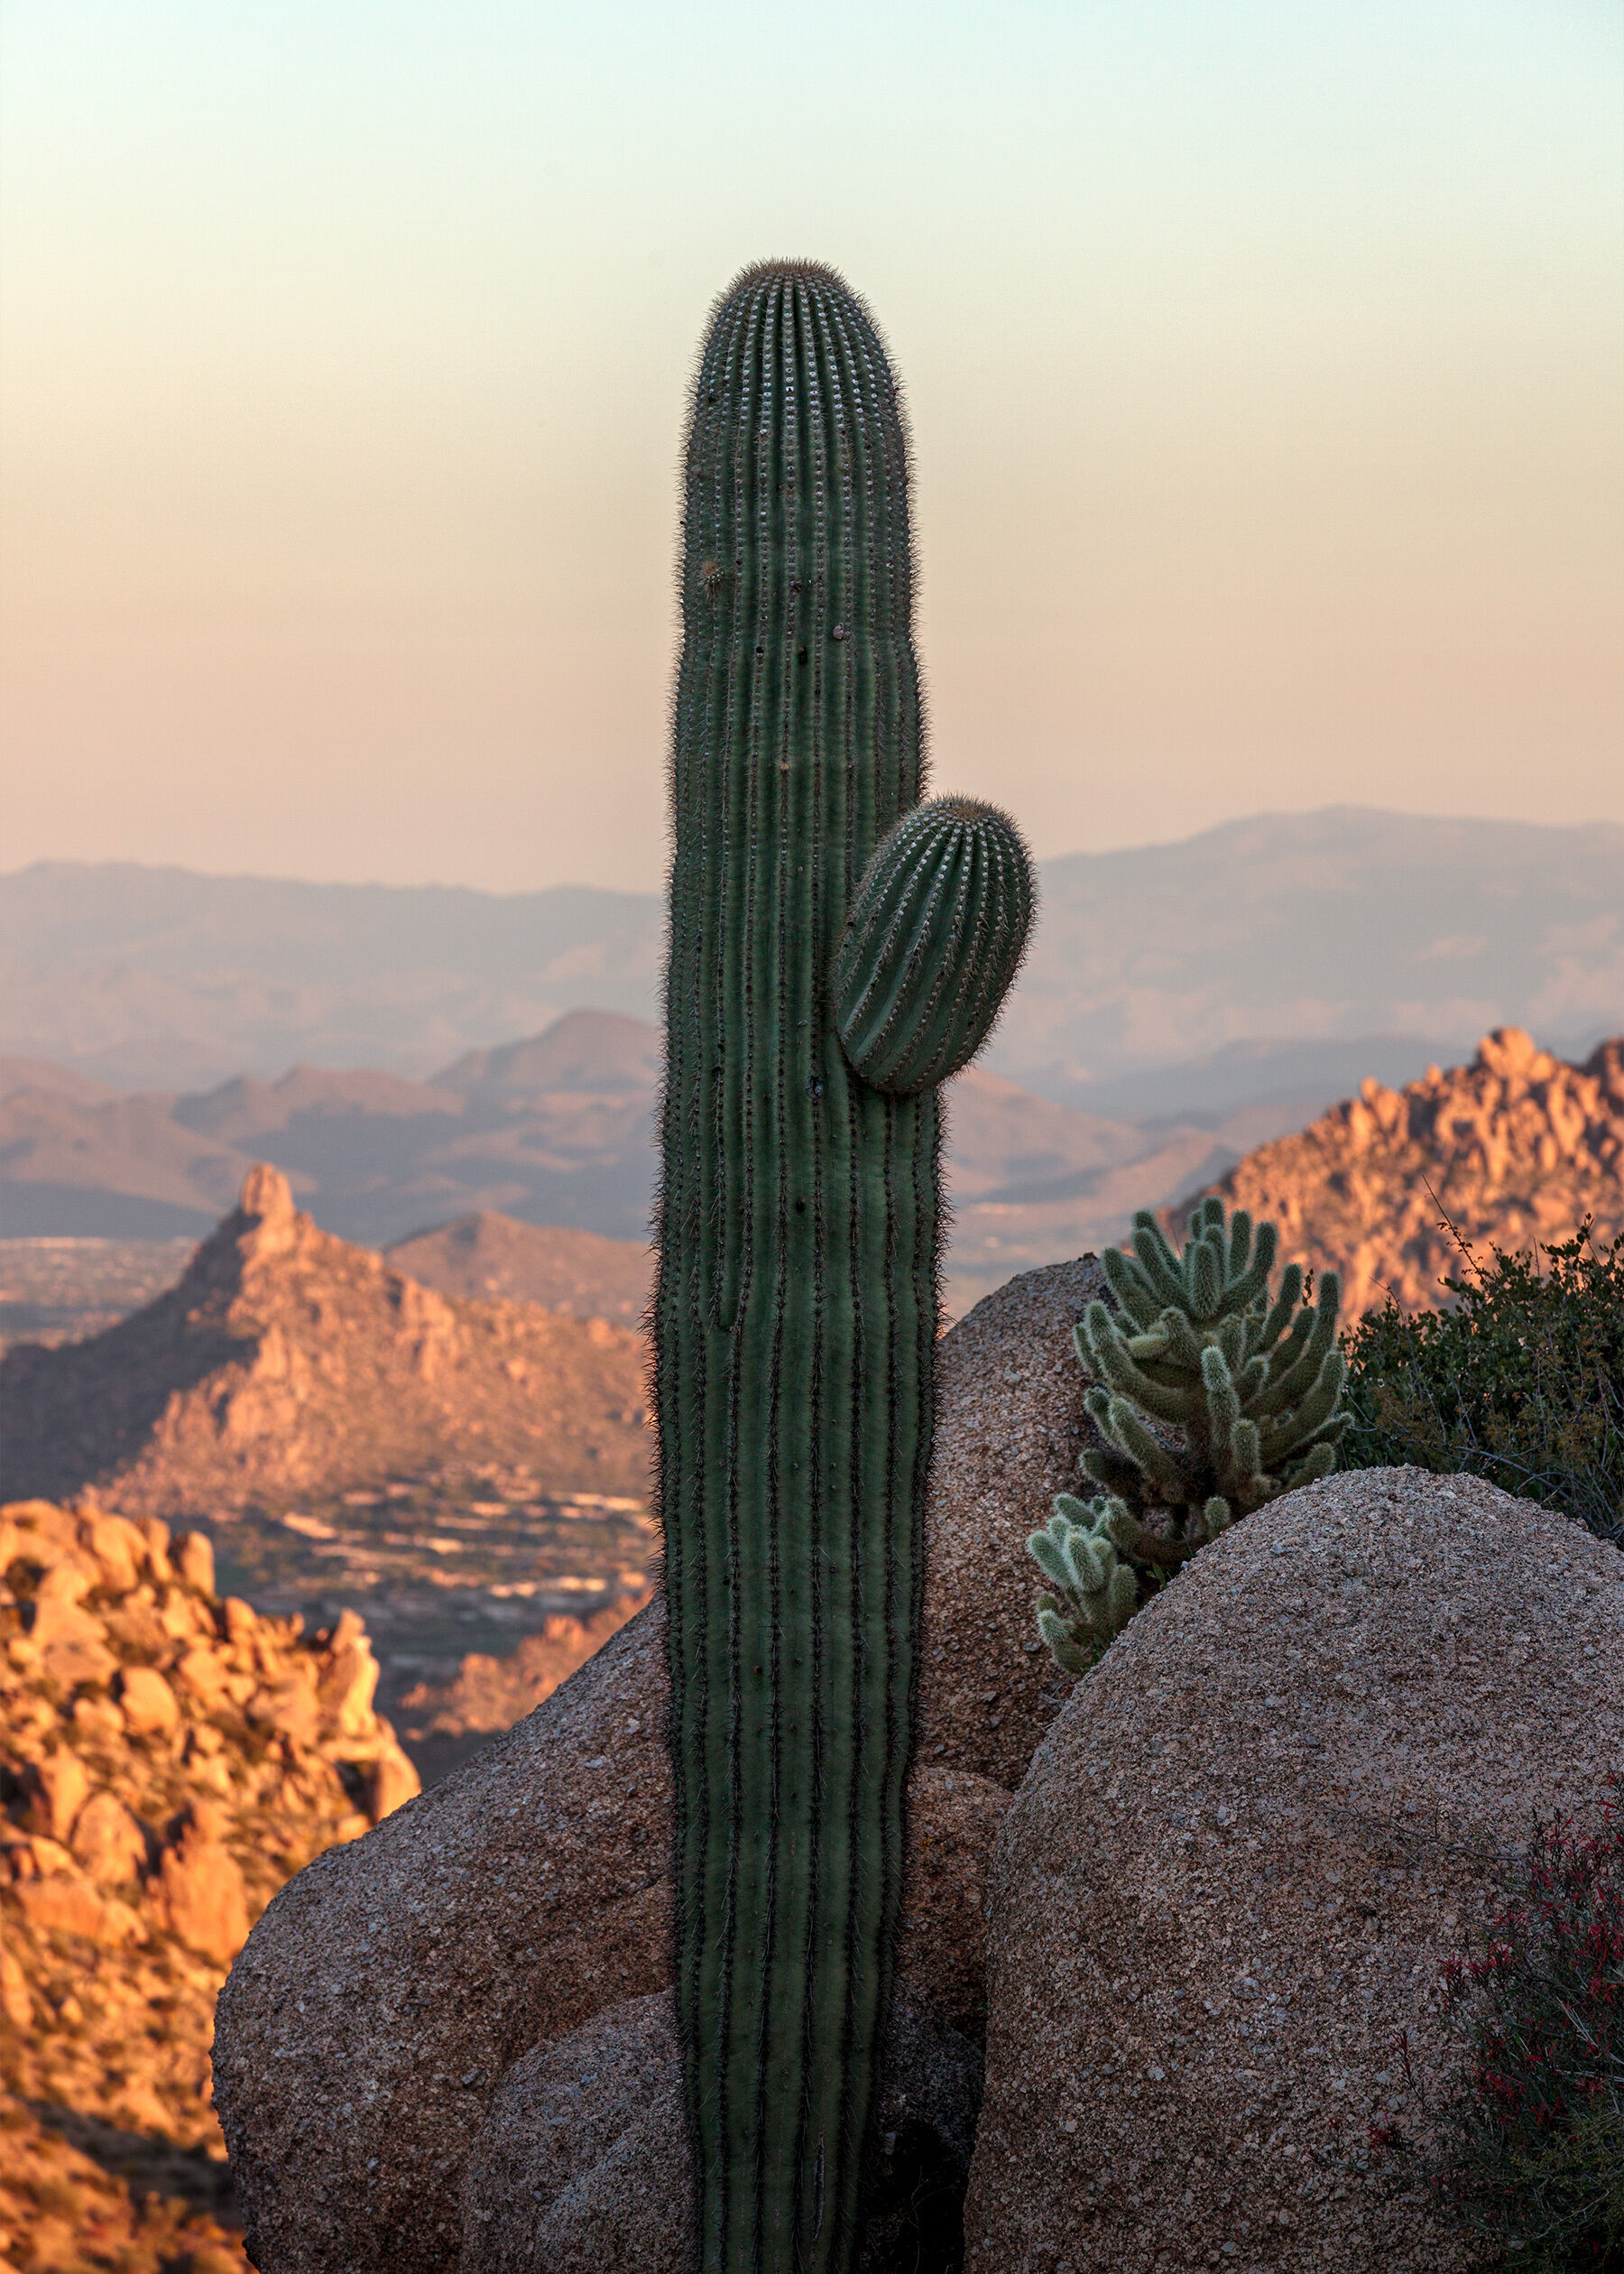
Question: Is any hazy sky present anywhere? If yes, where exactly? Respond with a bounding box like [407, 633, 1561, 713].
[3, 1, 1620, 893]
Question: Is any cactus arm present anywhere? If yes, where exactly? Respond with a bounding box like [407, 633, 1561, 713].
[1255, 1262, 1305, 1354]
[1256, 1349, 1347, 1467]
[1226, 1207, 1253, 1279]
[1286, 1440, 1339, 1487]
[1101, 1243, 1167, 1329]
[1227, 1415, 1265, 1495]
[1223, 1217, 1278, 1312]
[1103, 1397, 1191, 1503]
[1259, 1302, 1317, 1393]
[833, 798, 1034, 1095]
[1258, 1275, 1342, 1414]
[1038, 1608, 1093, 1675]
[1084, 1304, 1204, 1423]
[1190, 1234, 1222, 1318]
[1080, 1445, 1148, 1499]
[1128, 1217, 1190, 1313]
[1027, 1526, 1075, 1594]
[1200, 1344, 1242, 1454]
[1155, 1308, 1205, 1372]
[1233, 1354, 1269, 1402]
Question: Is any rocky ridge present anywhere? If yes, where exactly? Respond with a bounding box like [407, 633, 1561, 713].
[1193, 1027, 1624, 1315]
[383, 1212, 655, 1326]
[395, 1592, 652, 1750]
[1, 1495, 420, 2271]
[0, 1163, 651, 1515]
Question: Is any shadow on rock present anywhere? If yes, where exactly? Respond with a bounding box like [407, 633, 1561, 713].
[460, 1992, 982, 2274]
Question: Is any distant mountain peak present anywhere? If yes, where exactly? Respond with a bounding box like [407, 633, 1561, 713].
[434, 1007, 663, 1099]
[1186, 1030, 1624, 1316]
[239, 1160, 297, 1229]
[0, 1178, 652, 1514]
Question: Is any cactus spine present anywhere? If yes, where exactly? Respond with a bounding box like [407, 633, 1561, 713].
[657, 262, 1030, 2274]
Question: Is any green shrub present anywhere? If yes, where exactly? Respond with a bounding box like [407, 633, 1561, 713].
[1341, 1223, 1624, 1548]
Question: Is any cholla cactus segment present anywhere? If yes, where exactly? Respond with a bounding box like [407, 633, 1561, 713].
[1075, 1202, 1348, 1550]
[1027, 1493, 1142, 1673]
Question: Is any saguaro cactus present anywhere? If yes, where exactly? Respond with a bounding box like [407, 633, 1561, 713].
[656, 262, 1031, 2274]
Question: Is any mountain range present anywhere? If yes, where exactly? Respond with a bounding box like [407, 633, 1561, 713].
[0, 1008, 1384, 1313]
[5, 809, 1619, 1105]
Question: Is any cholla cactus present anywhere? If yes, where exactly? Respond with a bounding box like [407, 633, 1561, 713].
[1082, 1197, 1347, 1546]
[1029, 1198, 1348, 1675]
[1027, 1493, 1140, 1674]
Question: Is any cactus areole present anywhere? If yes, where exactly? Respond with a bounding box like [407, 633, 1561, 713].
[655, 262, 1032, 2274]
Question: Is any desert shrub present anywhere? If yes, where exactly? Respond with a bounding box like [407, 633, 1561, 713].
[1410, 1787, 1624, 2270]
[1341, 1224, 1624, 1548]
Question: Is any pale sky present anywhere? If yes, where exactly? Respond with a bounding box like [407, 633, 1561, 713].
[2, 1, 1620, 893]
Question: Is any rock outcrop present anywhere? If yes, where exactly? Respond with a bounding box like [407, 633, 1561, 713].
[918, 1253, 1107, 1789]
[459, 1991, 983, 2274]
[397, 1591, 654, 1743]
[964, 1467, 1624, 2274]
[1193, 1028, 1624, 1316]
[211, 1253, 1107, 2274]
[0, 1495, 420, 2271]
[0, 1163, 652, 1512]
[214, 1592, 1010, 2274]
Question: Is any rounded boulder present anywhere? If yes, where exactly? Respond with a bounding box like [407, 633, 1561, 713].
[964, 1466, 1624, 2274]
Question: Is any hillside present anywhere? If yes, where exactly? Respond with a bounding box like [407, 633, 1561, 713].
[4, 810, 1619, 1095]
[1189, 1027, 1624, 1315]
[1, 1497, 420, 2269]
[0, 865, 662, 1088]
[384, 1214, 655, 1325]
[0, 1165, 651, 1515]
[0, 1008, 657, 1245]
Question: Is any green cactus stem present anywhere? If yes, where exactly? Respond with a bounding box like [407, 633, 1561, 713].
[656, 261, 1031, 2274]
[1027, 1493, 1141, 1674]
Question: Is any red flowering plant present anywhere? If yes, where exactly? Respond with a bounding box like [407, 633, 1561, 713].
[1415, 1781, 1624, 2269]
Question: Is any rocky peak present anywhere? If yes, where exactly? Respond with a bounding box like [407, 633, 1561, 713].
[235, 1160, 300, 1248]
[0, 1173, 652, 1514]
[1195, 1029, 1624, 1315]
